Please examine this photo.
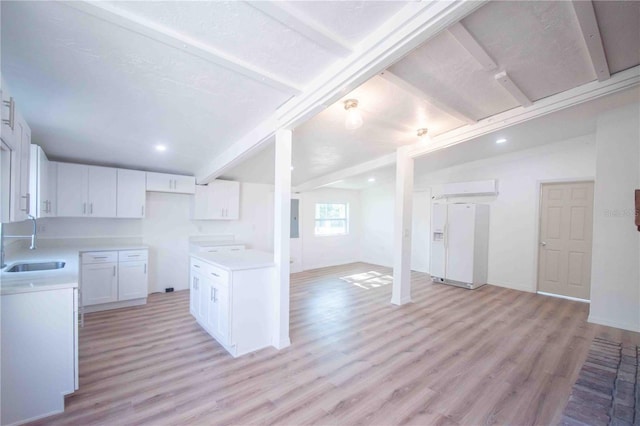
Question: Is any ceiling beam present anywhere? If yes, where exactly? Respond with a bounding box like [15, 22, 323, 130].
[197, 0, 486, 183]
[65, 1, 302, 95]
[409, 65, 640, 159]
[571, 0, 610, 82]
[494, 71, 532, 107]
[380, 70, 477, 125]
[293, 153, 396, 193]
[247, 1, 352, 57]
[447, 22, 497, 71]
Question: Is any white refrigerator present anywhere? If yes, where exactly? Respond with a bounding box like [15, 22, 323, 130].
[430, 203, 490, 289]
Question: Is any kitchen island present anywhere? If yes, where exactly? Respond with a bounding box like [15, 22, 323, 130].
[189, 249, 276, 357]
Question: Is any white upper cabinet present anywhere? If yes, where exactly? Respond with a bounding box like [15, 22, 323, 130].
[29, 144, 54, 218]
[56, 162, 87, 217]
[191, 180, 240, 220]
[87, 166, 117, 217]
[146, 172, 195, 194]
[116, 169, 146, 218]
[56, 163, 117, 218]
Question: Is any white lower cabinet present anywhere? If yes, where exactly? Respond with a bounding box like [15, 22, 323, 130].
[1, 287, 78, 425]
[81, 249, 149, 312]
[189, 255, 272, 357]
[81, 262, 118, 306]
[118, 260, 148, 301]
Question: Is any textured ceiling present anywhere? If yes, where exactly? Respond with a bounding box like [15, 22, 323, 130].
[0, 1, 408, 175]
[2, 1, 638, 182]
[224, 0, 640, 188]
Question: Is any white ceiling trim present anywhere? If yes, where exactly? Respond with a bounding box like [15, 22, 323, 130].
[293, 153, 396, 192]
[196, 0, 486, 183]
[447, 22, 497, 71]
[65, 1, 303, 95]
[409, 65, 640, 158]
[379, 70, 477, 125]
[494, 71, 533, 107]
[571, 0, 611, 82]
[247, 1, 352, 57]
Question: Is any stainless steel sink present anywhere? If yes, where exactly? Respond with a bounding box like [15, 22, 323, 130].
[5, 261, 66, 273]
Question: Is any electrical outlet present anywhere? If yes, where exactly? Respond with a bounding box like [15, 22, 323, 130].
[165, 287, 174, 293]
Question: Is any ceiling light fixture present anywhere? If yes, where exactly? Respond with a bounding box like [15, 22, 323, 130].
[344, 99, 363, 130]
[368, 177, 376, 182]
[496, 138, 507, 144]
[155, 144, 167, 152]
[290, 166, 294, 171]
[417, 128, 430, 142]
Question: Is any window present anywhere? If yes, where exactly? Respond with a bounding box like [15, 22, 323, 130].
[315, 203, 349, 236]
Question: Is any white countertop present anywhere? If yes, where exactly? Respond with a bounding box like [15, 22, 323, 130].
[1, 244, 148, 295]
[190, 249, 275, 271]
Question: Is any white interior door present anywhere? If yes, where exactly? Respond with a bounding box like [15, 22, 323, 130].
[538, 182, 594, 300]
[445, 204, 475, 284]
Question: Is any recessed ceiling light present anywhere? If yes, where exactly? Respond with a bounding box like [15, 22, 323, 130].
[368, 177, 376, 182]
[155, 144, 167, 152]
[496, 138, 507, 144]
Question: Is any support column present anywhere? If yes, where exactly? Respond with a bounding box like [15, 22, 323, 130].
[272, 129, 292, 348]
[391, 146, 414, 305]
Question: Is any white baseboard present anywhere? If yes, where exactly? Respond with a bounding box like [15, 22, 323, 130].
[588, 315, 640, 333]
[273, 336, 291, 350]
[537, 291, 590, 303]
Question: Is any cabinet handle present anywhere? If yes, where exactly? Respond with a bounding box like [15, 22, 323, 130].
[193, 264, 200, 268]
[195, 277, 199, 290]
[213, 287, 217, 302]
[20, 194, 30, 212]
[92, 256, 108, 259]
[193, 277, 196, 290]
[211, 272, 219, 277]
[141, 205, 145, 216]
[83, 203, 87, 214]
[2, 97, 15, 130]
[144, 263, 147, 274]
[210, 286, 214, 301]
[113, 265, 116, 276]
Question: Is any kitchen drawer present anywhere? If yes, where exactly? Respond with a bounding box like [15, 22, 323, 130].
[191, 258, 206, 271]
[205, 264, 229, 284]
[82, 251, 118, 264]
[118, 250, 148, 262]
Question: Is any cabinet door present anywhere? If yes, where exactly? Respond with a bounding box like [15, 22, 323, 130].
[189, 269, 202, 317]
[57, 163, 88, 217]
[205, 280, 219, 337]
[117, 169, 146, 218]
[145, 172, 173, 192]
[198, 277, 212, 328]
[87, 166, 116, 218]
[173, 175, 196, 194]
[118, 261, 148, 301]
[207, 181, 227, 219]
[212, 282, 229, 344]
[224, 181, 240, 220]
[46, 161, 57, 217]
[28, 145, 49, 218]
[81, 262, 118, 306]
[191, 185, 211, 220]
[9, 117, 30, 222]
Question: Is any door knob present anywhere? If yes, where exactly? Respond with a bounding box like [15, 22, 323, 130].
[541, 242, 547, 246]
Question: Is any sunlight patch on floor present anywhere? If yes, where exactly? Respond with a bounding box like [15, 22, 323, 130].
[340, 271, 393, 290]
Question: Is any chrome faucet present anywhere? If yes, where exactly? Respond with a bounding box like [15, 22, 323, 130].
[0, 215, 37, 268]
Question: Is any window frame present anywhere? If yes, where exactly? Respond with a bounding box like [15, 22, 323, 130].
[314, 202, 349, 236]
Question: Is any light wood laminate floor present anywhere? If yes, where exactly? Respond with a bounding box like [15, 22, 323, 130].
[33, 263, 639, 425]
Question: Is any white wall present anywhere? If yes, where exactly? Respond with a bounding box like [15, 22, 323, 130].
[360, 135, 597, 292]
[6, 183, 274, 292]
[589, 102, 640, 332]
[298, 188, 361, 271]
